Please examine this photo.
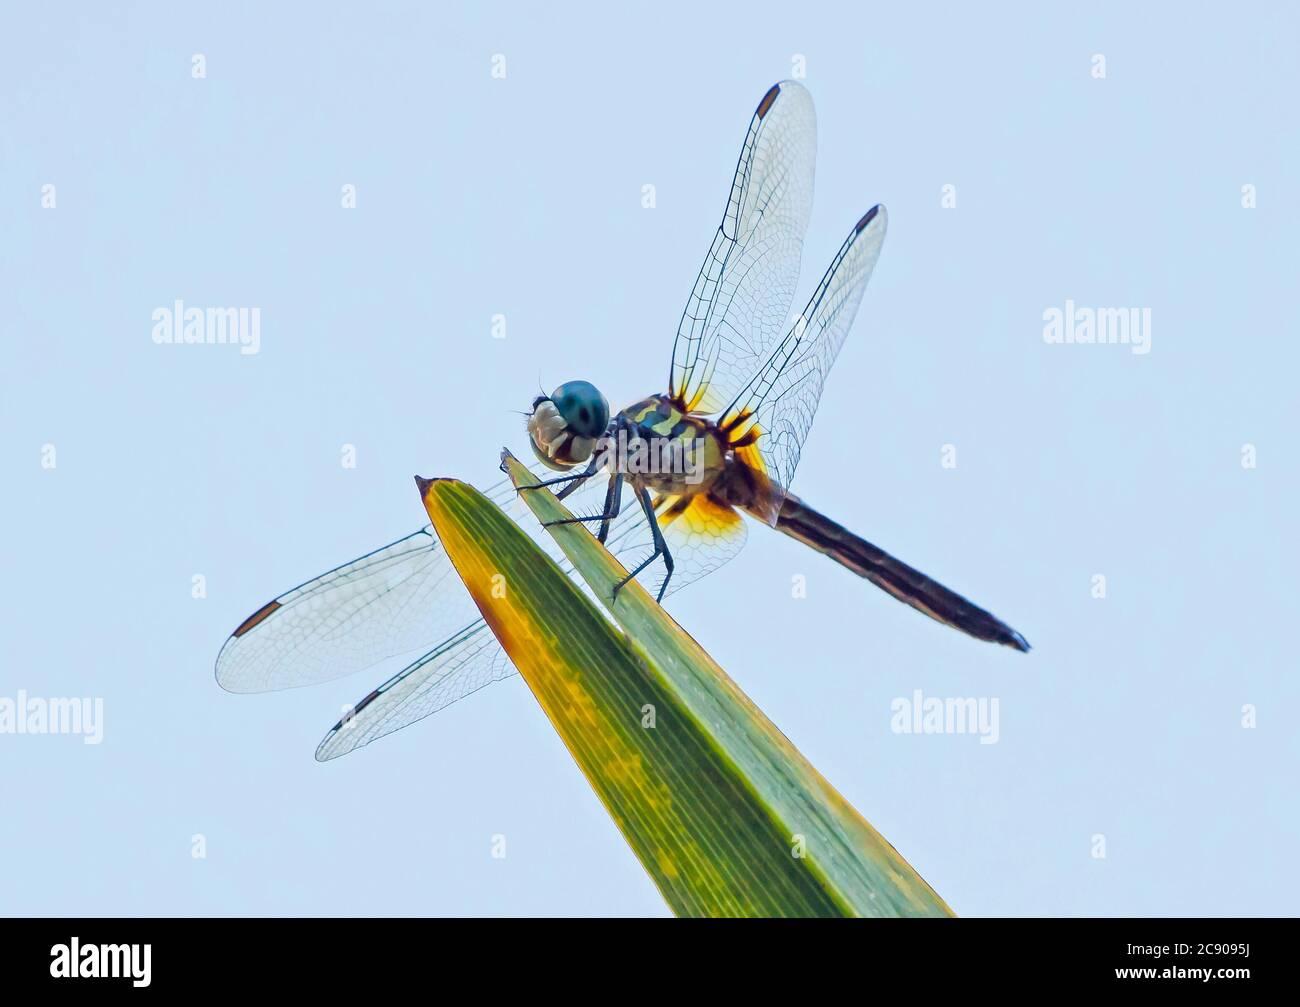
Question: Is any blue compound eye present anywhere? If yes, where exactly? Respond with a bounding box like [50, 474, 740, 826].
[549, 380, 609, 438]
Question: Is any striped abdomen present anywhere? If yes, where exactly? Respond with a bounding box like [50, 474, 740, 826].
[767, 493, 1031, 651]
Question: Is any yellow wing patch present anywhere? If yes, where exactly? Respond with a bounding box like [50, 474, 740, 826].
[655, 493, 745, 548]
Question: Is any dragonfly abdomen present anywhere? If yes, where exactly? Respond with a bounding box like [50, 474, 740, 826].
[771, 493, 1031, 652]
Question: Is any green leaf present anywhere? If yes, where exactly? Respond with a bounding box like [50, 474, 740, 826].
[417, 462, 952, 918]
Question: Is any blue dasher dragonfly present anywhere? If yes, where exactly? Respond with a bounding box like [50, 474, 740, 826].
[216, 81, 1029, 761]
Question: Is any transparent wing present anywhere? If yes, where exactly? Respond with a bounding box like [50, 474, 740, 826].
[215, 488, 511, 695]
[308, 475, 749, 761]
[623, 491, 749, 603]
[215, 464, 641, 693]
[314, 622, 507, 761]
[721, 205, 888, 500]
[668, 80, 816, 416]
[217, 454, 751, 756]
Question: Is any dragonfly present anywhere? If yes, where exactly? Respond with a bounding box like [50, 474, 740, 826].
[216, 80, 1029, 761]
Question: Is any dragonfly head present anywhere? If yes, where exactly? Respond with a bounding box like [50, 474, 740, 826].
[527, 380, 610, 471]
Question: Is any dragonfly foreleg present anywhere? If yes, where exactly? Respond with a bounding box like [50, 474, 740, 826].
[612, 484, 673, 604]
[541, 473, 623, 534]
[517, 455, 601, 498]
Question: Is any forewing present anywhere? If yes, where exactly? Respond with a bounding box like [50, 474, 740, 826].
[216, 474, 535, 693]
[669, 80, 816, 416]
[214, 526, 471, 694]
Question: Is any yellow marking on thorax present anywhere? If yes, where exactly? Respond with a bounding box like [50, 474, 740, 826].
[622, 397, 726, 495]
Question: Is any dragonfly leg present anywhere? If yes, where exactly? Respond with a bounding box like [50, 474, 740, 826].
[541, 473, 623, 532]
[517, 456, 600, 497]
[596, 472, 623, 544]
[613, 484, 673, 604]
[554, 473, 594, 501]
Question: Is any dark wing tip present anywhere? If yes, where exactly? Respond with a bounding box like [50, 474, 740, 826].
[755, 82, 781, 119]
[855, 204, 883, 234]
[231, 599, 281, 638]
[315, 687, 383, 762]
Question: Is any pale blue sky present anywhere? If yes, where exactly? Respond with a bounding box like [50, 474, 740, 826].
[2, 1, 1296, 916]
